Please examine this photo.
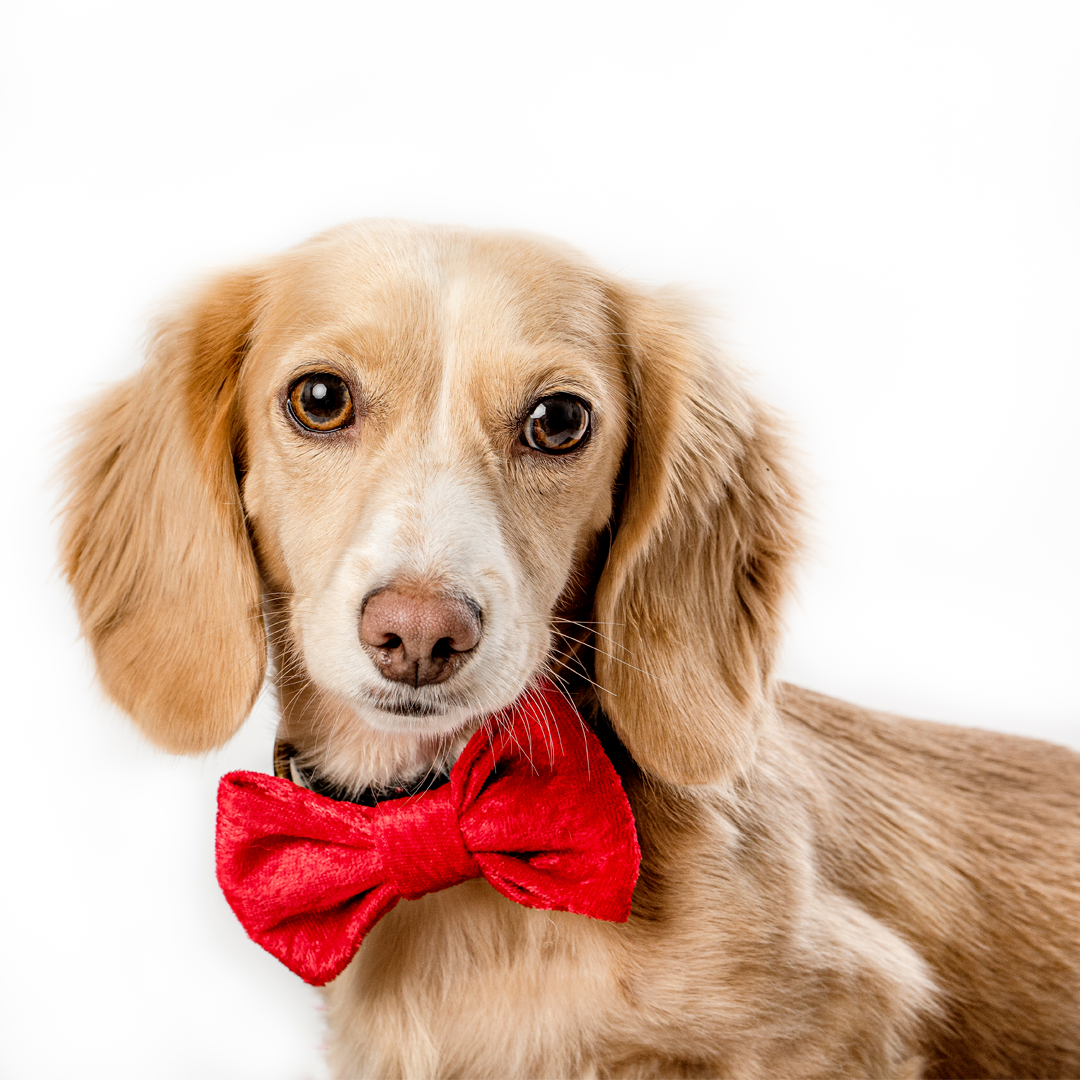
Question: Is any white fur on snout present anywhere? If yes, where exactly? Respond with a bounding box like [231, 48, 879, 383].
[298, 464, 548, 738]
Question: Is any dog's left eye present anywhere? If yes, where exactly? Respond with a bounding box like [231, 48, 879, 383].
[522, 395, 591, 454]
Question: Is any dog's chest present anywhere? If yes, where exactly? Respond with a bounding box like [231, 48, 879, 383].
[323, 881, 630, 1078]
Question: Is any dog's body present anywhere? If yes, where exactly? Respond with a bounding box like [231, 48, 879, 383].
[319, 687, 1079, 1079]
[61, 221, 1080, 1079]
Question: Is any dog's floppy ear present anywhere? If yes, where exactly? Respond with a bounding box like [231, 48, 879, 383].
[61, 271, 266, 753]
[593, 283, 802, 786]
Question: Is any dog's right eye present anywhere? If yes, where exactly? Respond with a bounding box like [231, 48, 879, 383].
[287, 373, 355, 432]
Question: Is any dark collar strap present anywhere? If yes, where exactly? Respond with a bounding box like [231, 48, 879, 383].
[273, 740, 449, 807]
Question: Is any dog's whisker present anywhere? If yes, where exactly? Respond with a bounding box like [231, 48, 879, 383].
[539, 666, 593, 776]
[545, 645, 613, 699]
[584, 644, 672, 687]
[525, 680, 561, 765]
[552, 617, 636, 656]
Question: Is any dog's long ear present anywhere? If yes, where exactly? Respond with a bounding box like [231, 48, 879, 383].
[61, 271, 266, 754]
[593, 283, 802, 786]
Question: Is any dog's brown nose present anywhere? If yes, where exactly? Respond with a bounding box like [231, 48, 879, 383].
[359, 588, 482, 687]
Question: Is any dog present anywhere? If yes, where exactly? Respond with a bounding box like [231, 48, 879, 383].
[61, 220, 1080, 1079]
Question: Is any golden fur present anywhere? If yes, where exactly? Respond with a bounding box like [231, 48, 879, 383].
[61, 221, 1080, 1079]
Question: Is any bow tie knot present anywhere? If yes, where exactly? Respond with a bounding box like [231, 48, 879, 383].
[216, 681, 641, 986]
[374, 785, 479, 899]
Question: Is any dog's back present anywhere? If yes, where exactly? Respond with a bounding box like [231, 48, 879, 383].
[780, 685, 1080, 1079]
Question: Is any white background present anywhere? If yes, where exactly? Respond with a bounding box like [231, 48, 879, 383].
[2, 3, 1077, 1077]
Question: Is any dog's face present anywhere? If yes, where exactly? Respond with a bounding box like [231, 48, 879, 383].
[62, 221, 800, 788]
[238, 228, 628, 786]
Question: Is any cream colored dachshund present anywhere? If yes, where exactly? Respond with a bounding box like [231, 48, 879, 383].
[62, 221, 1080, 1079]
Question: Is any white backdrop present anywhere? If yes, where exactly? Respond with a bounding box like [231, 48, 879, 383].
[2, 3, 1077, 1077]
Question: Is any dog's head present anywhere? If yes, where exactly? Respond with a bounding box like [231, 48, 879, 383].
[61, 222, 800, 788]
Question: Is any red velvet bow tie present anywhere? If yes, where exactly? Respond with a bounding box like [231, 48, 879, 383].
[215, 681, 641, 986]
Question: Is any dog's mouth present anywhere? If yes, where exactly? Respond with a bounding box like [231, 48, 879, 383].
[368, 697, 447, 718]
[361, 684, 479, 722]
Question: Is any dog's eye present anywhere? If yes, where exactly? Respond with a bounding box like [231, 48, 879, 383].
[522, 395, 590, 454]
[288, 373, 355, 432]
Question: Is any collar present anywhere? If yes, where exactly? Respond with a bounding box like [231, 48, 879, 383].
[273, 740, 450, 807]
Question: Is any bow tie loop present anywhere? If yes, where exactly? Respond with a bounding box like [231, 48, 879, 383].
[374, 785, 479, 900]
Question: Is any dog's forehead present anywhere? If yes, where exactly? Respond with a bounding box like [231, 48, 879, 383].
[256, 225, 614, 368]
